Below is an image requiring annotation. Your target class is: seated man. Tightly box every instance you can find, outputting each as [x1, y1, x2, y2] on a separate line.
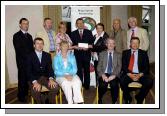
[120, 37, 153, 104]
[53, 41, 84, 104]
[27, 37, 58, 104]
[97, 37, 121, 104]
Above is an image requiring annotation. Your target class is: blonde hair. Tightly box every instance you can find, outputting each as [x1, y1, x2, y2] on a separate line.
[58, 21, 67, 29]
[60, 40, 69, 48]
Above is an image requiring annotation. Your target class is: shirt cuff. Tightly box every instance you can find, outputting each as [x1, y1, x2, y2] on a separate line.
[49, 77, 54, 80]
[32, 80, 37, 84]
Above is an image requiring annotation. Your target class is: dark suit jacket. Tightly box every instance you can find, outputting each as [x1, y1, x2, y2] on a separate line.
[92, 32, 109, 53]
[97, 50, 122, 78]
[26, 51, 54, 82]
[71, 29, 94, 61]
[121, 49, 149, 76]
[13, 30, 34, 69]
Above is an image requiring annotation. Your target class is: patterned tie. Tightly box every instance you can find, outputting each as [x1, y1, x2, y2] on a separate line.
[131, 29, 135, 38]
[79, 30, 83, 39]
[128, 51, 135, 72]
[107, 52, 112, 75]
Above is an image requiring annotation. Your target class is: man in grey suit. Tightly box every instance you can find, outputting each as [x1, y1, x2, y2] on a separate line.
[97, 37, 122, 104]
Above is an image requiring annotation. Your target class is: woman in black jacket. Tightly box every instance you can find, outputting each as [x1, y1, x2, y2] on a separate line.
[92, 23, 109, 82]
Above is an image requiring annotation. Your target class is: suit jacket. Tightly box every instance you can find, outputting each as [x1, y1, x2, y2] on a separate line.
[92, 32, 109, 53]
[121, 49, 149, 76]
[13, 30, 34, 69]
[127, 27, 149, 51]
[36, 28, 56, 52]
[53, 52, 77, 77]
[97, 50, 122, 78]
[26, 51, 54, 82]
[71, 29, 94, 61]
[109, 29, 127, 53]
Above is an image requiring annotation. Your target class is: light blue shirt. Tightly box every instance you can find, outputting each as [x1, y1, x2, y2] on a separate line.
[53, 52, 77, 77]
[131, 49, 139, 73]
[35, 50, 42, 63]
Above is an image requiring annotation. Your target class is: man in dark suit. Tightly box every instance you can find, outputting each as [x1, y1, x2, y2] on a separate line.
[27, 38, 58, 104]
[13, 18, 34, 102]
[120, 37, 153, 104]
[71, 18, 94, 90]
[97, 38, 121, 104]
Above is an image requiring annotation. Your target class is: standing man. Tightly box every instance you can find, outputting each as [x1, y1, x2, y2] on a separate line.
[109, 18, 127, 53]
[71, 18, 94, 90]
[27, 38, 58, 104]
[13, 18, 34, 102]
[127, 17, 149, 51]
[97, 38, 121, 104]
[36, 18, 56, 58]
[120, 37, 153, 104]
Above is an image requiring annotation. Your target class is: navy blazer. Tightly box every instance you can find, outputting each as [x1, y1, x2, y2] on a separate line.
[26, 51, 54, 82]
[71, 29, 94, 61]
[121, 49, 149, 76]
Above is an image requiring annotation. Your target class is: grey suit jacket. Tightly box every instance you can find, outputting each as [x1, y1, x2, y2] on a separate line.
[97, 50, 122, 78]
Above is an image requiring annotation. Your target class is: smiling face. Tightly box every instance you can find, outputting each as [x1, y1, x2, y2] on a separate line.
[44, 19, 53, 30]
[34, 40, 44, 52]
[113, 19, 121, 31]
[130, 38, 140, 50]
[106, 38, 115, 51]
[19, 20, 29, 31]
[96, 25, 104, 35]
[128, 17, 137, 29]
[76, 20, 84, 29]
[59, 24, 67, 33]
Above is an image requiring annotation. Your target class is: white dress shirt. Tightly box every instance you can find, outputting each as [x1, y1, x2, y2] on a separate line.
[131, 49, 139, 73]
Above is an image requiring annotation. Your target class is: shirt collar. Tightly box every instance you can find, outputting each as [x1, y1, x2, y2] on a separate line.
[96, 31, 104, 38]
[131, 26, 137, 31]
[107, 50, 114, 54]
[21, 29, 27, 34]
[131, 49, 138, 53]
[35, 50, 42, 55]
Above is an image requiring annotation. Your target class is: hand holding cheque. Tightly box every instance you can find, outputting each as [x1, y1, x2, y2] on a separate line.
[73, 43, 93, 51]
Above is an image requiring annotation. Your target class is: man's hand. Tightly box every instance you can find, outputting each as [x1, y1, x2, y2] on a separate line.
[88, 45, 93, 48]
[108, 75, 116, 81]
[102, 74, 108, 82]
[82, 47, 88, 51]
[33, 81, 41, 92]
[48, 79, 57, 89]
[128, 73, 138, 81]
[65, 75, 73, 81]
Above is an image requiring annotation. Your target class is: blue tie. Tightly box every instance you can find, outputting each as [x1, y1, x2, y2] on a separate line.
[107, 52, 112, 74]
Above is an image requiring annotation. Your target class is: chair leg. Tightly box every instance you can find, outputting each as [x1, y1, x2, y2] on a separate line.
[143, 99, 145, 104]
[59, 89, 62, 104]
[31, 96, 34, 104]
[119, 88, 123, 104]
[96, 87, 98, 104]
[55, 95, 58, 104]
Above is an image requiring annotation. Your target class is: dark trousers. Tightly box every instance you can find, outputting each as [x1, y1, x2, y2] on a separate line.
[76, 58, 90, 89]
[94, 60, 98, 84]
[119, 74, 153, 103]
[17, 68, 29, 101]
[30, 76, 59, 104]
[98, 74, 119, 103]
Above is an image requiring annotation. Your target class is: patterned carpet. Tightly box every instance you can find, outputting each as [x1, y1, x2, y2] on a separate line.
[5, 63, 155, 104]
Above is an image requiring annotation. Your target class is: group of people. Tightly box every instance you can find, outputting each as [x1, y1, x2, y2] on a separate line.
[13, 16, 153, 104]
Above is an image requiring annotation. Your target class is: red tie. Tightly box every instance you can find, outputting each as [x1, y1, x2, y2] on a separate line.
[131, 29, 135, 38]
[79, 30, 83, 39]
[128, 51, 135, 72]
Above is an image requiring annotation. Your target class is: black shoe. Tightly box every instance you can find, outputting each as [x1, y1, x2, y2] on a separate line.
[98, 99, 103, 104]
[125, 98, 132, 104]
[18, 97, 27, 103]
[84, 86, 89, 90]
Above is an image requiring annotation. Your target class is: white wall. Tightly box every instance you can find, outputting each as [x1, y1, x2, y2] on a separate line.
[5, 5, 43, 87]
[111, 5, 128, 30]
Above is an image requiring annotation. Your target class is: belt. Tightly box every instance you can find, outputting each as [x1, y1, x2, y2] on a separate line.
[49, 51, 55, 53]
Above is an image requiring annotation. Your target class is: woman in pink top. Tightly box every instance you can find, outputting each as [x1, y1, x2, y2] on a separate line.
[55, 21, 73, 53]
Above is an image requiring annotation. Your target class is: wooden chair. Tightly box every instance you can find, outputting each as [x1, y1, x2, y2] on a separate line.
[31, 85, 58, 104]
[119, 82, 145, 104]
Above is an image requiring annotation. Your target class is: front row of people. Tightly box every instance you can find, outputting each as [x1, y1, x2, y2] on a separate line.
[27, 37, 153, 104]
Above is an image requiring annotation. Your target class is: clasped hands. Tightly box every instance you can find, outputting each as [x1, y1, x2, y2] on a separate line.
[102, 74, 116, 82]
[127, 73, 143, 81]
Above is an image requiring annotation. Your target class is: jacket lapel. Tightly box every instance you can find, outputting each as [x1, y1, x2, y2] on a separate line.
[103, 51, 108, 71]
